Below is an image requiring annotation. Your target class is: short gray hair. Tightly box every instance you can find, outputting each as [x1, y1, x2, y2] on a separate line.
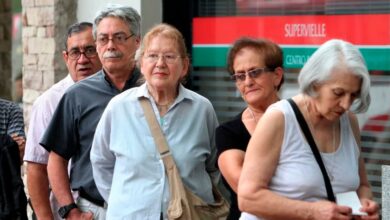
[93, 5, 141, 39]
[298, 39, 370, 113]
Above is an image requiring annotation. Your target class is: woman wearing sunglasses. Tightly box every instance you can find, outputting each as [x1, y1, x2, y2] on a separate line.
[215, 37, 284, 219]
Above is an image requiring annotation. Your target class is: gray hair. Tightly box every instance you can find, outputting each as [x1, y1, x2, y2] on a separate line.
[93, 5, 141, 39]
[298, 39, 370, 113]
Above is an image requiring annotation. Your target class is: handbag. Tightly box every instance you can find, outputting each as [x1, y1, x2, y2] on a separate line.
[0, 135, 28, 220]
[140, 98, 230, 220]
[287, 98, 336, 202]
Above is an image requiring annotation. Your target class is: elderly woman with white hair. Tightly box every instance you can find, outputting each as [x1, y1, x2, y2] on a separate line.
[238, 39, 379, 220]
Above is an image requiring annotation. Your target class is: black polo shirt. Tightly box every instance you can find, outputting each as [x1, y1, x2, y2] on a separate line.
[40, 68, 141, 204]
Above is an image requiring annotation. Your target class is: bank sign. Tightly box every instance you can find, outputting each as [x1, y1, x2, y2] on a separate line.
[193, 14, 390, 70]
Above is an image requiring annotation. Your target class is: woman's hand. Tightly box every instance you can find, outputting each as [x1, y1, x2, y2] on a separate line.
[310, 200, 353, 220]
[353, 198, 379, 220]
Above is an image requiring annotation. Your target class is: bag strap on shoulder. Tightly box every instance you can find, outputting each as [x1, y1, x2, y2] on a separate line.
[139, 97, 176, 170]
[287, 98, 336, 202]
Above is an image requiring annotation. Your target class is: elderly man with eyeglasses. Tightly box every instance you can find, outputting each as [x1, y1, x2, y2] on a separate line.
[39, 5, 142, 220]
[24, 22, 101, 220]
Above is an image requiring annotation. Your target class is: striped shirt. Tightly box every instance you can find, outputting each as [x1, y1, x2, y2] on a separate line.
[0, 98, 25, 137]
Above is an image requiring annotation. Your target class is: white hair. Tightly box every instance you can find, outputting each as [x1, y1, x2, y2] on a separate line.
[298, 39, 370, 113]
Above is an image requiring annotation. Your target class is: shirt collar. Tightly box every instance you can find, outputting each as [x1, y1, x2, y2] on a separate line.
[136, 83, 194, 105]
[65, 74, 75, 84]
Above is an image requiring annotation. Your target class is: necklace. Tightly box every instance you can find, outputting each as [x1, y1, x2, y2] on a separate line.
[304, 97, 337, 182]
[156, 101, 174, 114]
[156, 99, 174, 107]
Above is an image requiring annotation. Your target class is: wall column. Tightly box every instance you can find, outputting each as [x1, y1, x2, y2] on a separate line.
[22, 0, 77, 129]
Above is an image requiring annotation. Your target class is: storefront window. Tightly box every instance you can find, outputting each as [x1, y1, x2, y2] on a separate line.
[191, 0, 390, 207]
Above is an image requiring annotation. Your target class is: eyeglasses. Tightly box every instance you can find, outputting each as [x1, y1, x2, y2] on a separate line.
[231, 67, 271, 82]
[96, 33, 134, 46]
[67, 46, 97, 60]
[143, 53, 182, 64]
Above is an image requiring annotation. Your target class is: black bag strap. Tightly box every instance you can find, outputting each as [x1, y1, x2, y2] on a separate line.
[287, 98, 336, 202]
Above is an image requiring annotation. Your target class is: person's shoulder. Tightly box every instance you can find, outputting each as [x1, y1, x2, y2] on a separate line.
[0, 98, 15, 106]
[217, 114, 243, 133]
[270, 99, 289, 108]
[77, 71, 102, 86]
[109, 85, 142, 106]
[114, 87, 138, 100]
[265, 99, 292, 117]
[0, 98, 20, 111]
[261, 102, 286, 130]
[0, 98, 11, 104]
[64, 71, 102, 95]
[33, 77, 73, 106]
[182, 86, 212, 105]
[50, 75, 74, 91]
[219, 112, 242, 128]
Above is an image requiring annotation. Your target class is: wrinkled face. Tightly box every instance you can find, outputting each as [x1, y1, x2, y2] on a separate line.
[96, 17, 140, 74]
[313, 69, 361, 120]
[233, 47, 282, 106]
[63, 27, 102, 82]
[140, 35, 188, 90]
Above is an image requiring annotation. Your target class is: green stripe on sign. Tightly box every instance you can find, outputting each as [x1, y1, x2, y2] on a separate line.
[282, 47, 317, 69]
[193, 46, 390, 71]
[360, 48, 390, 71]
[192, 47, 229, 67]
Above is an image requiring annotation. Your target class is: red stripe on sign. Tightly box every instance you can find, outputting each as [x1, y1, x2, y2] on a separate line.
[193, 14, 390, 45]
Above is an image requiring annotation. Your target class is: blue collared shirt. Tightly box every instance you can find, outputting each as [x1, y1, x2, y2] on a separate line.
[91, 83, 220, 219]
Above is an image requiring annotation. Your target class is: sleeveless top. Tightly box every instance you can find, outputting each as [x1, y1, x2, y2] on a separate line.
[240, 99, 360, 220]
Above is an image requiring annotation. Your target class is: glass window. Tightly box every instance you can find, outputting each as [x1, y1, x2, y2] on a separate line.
[192, 0, 390, 210]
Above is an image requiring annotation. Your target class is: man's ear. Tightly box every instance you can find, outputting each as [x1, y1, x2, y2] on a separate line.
[135, 36, 141, 49]
[62, 50, 68, 63]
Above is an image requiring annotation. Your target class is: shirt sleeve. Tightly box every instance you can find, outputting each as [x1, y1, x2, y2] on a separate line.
[205, 102, 220, 185]
[39, 93, 78, 160]
[24, 98, 51, 163]
[215, 116, 249, 155]
[7, 102, 25, 137]
[90, 103, 116, 202]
